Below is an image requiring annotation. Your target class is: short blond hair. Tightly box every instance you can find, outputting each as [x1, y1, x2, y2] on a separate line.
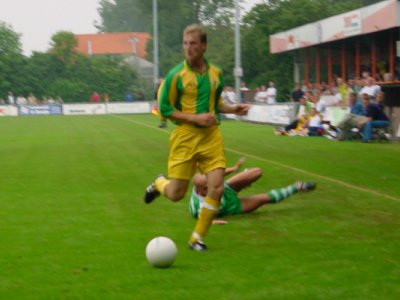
[183, 24, 207, 44]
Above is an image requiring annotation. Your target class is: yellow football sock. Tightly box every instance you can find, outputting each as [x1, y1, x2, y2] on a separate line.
[155, 177, 170, 195]
[190, 196, 220, 243]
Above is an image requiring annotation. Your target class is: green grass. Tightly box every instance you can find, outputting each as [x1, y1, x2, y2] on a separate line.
[0, 114, 399, 299]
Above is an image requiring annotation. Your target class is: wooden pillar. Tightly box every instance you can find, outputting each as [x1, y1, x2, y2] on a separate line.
[371, 35, 377, 79]
[316, 48, 321, 84]
[356, 38, 361, 78]
[304, 49, 309, 83]
[328, 48, 333, 86]
[389, 30, 395, 76]
[341, 43, 346, 80]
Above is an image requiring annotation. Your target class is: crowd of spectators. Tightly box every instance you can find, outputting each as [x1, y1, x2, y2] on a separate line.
[0, 91, 64, 106]
[275, 72, 392, 142]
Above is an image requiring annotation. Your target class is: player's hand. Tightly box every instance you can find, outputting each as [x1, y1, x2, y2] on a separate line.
[194, 112, 217, 127]
[236, 157, 246, 169]
[233, 104, 249, 116]
[212, 220, 228, 225]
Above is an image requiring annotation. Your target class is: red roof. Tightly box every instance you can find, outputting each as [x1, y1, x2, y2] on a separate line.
[75, 32, 151, 59]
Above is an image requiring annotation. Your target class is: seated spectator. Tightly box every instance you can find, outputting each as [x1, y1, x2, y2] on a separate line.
[304, 107, 323, 136]
[319, 81, 332, 95]
[383, 73, 393, 82]
[275, 96, 313, 135]
[358, 94, 390, 143]
[336, 92, 367, 141]
[315, 92, 328, 116]
[359, 77, 380, 100]
[375, 91, 385, 110]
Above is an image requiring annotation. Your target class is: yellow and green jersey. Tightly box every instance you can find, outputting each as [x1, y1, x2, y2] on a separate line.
[159, 59, 224, 124]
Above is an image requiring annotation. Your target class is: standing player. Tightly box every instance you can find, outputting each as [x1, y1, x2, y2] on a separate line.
[144, 24, 249, 251]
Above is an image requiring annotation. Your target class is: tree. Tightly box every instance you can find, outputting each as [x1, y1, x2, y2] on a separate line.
[49, 31, 79, 66]
[97, 0, 236, 77]
[0, 21, 24, 97]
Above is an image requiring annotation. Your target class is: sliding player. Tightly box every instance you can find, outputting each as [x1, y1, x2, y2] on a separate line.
[189, 158, 316, 223]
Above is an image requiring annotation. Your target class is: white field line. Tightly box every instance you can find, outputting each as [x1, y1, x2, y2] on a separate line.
[113, 115, 400, 203]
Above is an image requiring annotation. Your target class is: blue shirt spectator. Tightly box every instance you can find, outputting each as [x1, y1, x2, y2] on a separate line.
[124, 92, 134, 102]
[350, 99, 365, 116]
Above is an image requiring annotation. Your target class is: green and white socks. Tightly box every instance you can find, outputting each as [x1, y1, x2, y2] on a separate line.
[267, 184, 298, 203]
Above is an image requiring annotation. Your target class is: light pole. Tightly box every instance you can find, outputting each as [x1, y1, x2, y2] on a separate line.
[153, 0, 159, 88]
[129, 36, 138, 55]
[234, 0, 243, 103]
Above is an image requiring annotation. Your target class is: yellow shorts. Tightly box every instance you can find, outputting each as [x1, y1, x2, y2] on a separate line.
[168, 124, 226, 180]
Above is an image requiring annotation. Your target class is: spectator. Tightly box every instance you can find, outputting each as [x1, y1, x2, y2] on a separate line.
[358, 93, 390, 143]
[275, 96, 313, 135]
[240, 81, 249, 103]
[7, 91, 15, 105]
[254, 85, 267, 103]
[222, 86, 236, 104]
[315, 92, 328, 116]
[319, 81, 332, 95]
[124, 91, 133, 102]
[240, 81, 249, 92]
[336, 92, 367, 141]
[375, 91, 385, 110]
[383, 73, 393, 82]
[16, 94, 27, 105]
[27, 92, 37, 105]
[359, 77, 380, 100]
[90, 92, 101, 103]
[266, 81, 277, 104]
[291, 83, 304, 102]
[304, 107, 323, 136]
[104, 93, 110, 103]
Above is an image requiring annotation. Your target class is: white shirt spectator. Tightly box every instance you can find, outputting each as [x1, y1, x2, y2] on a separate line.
[254, 85, 268, 103]
[359, 85, 376, 98]
[7, 92, 15, 105]
[266, 86, 277, 104]
[315, 98, 327, 115]
[225, 91, 236, 104]
[16, 95, 27, 105]
[309, 114, 322, 127]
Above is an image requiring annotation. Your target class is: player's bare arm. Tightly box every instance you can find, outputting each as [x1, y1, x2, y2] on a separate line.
[168, 110, 217, 127]
[225, 157, 246, 175]
[219, 102, 249, 115]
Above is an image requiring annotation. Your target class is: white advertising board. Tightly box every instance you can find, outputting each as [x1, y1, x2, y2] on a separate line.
[63, 104, 107, 115]
[0, 105, 18, 116]
[243, 104, 295, 125]
[105, 102, 151, 114]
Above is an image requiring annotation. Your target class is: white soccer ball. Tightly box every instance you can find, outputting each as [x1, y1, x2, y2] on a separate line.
[145, 236, 178, 268]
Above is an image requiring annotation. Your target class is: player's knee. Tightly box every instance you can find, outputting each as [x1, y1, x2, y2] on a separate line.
[248, 167, 263, 179]
[168, 189, 186, 202]
[208, 183, 224, 199]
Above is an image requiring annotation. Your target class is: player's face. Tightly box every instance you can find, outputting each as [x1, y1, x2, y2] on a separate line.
[183, 32, 206, 66]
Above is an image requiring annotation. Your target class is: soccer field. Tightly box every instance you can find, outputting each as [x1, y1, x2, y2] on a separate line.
[1, 114, 399, 299]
